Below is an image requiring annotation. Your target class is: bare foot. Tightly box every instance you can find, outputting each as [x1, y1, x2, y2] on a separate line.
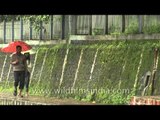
[18, 94, 23, 98]
[26, 93, 29, 97]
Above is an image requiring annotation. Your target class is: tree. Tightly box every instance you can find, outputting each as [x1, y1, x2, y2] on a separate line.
[0, 15, 51, 32]
[0, 15, 18, 22]
[20, 15, 50, 33]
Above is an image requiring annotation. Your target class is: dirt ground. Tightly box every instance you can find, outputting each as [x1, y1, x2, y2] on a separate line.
[0, 92, 97, 105]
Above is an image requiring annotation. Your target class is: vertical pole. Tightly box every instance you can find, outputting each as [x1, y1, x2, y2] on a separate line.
[39, 21, 43, 40]
[12, 19, 14, 41]
[139, 15, 143, 33]
[71, 15, 77, 35]
[3, 19, 6, 43]
[20, 17, 23, 40]
[122, 15, 125, 33]
[29, 20, 32, 40]
[75, 16, 77, 35]
[104, 15, 108, 34]
[50, 15, 53, 40]
[61, 15, 65, 39]
[89, 15, 92, 35]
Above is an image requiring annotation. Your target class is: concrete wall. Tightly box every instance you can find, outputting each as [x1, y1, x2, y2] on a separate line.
[1, 40, 160, 104]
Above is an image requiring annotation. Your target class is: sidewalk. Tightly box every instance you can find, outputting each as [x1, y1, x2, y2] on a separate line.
[0, 92, 96, 105]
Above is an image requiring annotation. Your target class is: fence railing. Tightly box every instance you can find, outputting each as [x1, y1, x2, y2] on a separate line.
[1, 15, 160, 43]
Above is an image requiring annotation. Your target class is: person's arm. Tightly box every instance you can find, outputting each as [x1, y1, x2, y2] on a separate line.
[27, 59, 32, 68]
[23, 56, 28, 71]
[11, 60, 19, 65]
[10, 54, 19, 65]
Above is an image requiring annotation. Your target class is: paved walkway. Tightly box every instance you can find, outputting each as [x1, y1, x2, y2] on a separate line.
[0, 92, 96, 105]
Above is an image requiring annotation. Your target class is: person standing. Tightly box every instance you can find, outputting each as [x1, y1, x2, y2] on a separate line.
[10, 45, 27, 97]
[24, 52, 31, 97]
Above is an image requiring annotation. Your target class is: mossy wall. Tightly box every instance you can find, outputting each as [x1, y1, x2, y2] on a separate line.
[1, 40, 160, 104]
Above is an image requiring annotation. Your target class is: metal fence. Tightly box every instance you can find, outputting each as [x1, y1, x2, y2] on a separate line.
[1, 15, 160, 43]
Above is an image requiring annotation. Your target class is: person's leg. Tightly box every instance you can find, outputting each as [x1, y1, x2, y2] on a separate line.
[18, 71, 25, 97]
[13, 71, 19, 96]
[25, 71, 30, 96]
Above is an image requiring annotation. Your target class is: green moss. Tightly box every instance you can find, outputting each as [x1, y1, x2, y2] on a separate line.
[60, 48, 81, 89]
[1, 40, 160, 103]
[30, 48, 46, 85]
[49, 48, 67, 97]
[74, 47, 97, 89]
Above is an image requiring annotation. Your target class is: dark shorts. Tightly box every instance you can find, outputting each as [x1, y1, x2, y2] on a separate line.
[14, 71, 25, 90]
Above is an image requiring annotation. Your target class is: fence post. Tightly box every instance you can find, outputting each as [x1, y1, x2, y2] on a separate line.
[74, 15, 77, 35]
[3, 19, 6, 43]
[39, 21, 42, 40]
[89, 15, 92, 35]
[12, 19, 14, 41]
[20, 17, 23, 40]
[72, 15, 77, 35]
[50, 15, 53, 40]
[70, 15, 77, 35]
[104, 15, 108, 35]
[61, 15, 65, 40]
[29, 19, 32, 40]
[68, 15, 72, 40]
[138, 15, 143, 33]
[122, 15, 125, 33]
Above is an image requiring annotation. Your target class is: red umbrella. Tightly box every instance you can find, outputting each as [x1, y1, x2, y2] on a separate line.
[1, 41, 32, 53]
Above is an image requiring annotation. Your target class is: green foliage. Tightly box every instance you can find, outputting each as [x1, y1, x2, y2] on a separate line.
[73, 87, 136, 104]
[0, 81, 15, 95]
[125, 22, 139, 34]
[143, 24, 160, 34]
[1, 40, 160, 104]
[92, 28, 104, 35]
[109, 25, 121, 35]
[0, 15, 19, 22]
[0, 15, 62, 33]
[20, 15, 50, 33]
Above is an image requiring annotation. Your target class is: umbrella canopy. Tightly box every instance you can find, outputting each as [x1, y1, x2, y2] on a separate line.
[1, 41, 32, 53]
